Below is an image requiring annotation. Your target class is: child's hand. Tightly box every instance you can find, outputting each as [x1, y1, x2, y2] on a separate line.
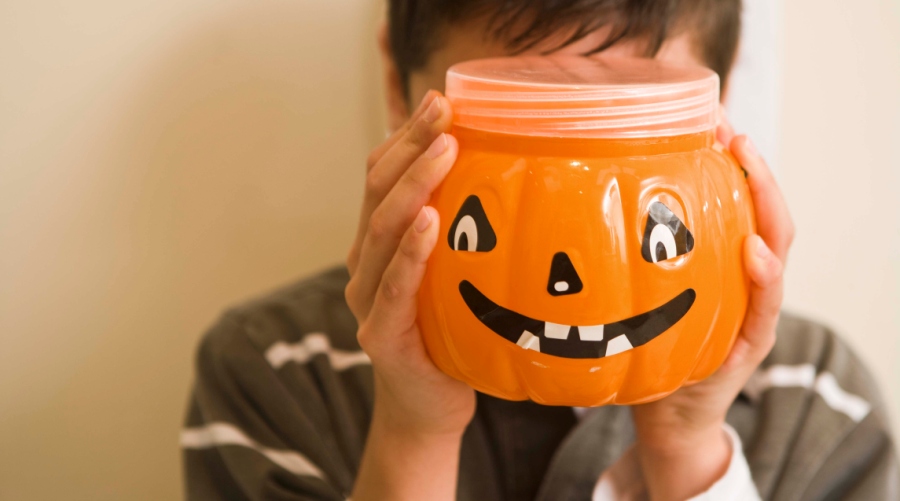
[346, 91, 475, 436]
[629, 113, 794, 501]
[346, 91, 473, 501]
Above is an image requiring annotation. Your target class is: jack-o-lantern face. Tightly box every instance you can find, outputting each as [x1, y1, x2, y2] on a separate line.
[418, 136, 755, 406]
[453, 197, 697, 360]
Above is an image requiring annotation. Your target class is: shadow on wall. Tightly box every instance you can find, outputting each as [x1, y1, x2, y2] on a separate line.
[0, 2, 383, 500]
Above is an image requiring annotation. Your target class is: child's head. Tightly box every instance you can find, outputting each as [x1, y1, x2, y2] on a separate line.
[380, 0, 741, 129]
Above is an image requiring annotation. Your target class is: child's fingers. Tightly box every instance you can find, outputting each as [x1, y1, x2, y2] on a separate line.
[717, 235, 782, 375]
[348, 94, 451, 274]
[730, 135, 795, 263]
[739, 235, 783, 359]
[366, 90, 441, 172]
[348, 134, 457, 319]
[358, 207, 439, 356]
[365, 96, 452, 205]
[716, 105, 736, 146]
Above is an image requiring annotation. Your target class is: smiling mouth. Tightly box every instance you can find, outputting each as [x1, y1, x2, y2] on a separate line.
[459, 281, 696, 359]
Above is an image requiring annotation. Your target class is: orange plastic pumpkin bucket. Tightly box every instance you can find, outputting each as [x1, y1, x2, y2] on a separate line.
[418, 56, 755, 406]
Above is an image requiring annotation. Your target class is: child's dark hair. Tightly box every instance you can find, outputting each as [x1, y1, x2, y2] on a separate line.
[388, 0, 741, 98]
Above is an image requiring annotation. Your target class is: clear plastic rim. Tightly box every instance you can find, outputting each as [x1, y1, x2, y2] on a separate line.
[446, 55, 720, 139]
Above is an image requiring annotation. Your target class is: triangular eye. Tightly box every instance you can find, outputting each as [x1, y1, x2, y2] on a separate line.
[448, 195, 496, 252]
[641, 202, 694, 263]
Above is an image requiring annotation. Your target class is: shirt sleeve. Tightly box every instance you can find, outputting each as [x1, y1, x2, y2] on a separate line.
[591, 423, 760, 501]
[739, 317, 899, 500]
[182, 310, 371, 501]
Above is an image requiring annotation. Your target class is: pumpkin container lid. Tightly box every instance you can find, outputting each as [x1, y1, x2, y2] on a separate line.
[446, 56, 719, 139]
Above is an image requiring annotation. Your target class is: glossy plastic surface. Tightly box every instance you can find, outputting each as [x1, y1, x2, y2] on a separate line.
[418, 127, 755, 406]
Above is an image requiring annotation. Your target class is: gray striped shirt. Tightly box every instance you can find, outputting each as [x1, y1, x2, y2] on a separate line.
[182, 266, 899, 500]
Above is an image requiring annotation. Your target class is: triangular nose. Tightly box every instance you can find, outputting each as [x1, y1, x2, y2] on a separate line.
[547, 252, 583, 296]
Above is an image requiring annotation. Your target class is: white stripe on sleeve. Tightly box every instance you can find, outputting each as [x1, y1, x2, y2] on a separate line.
[814, 372, 872, 423]
[181, 422, 326, 479]
[742, 363, 816, 400]
[265, 333, 370, 370]
[742, 364, 872, 422]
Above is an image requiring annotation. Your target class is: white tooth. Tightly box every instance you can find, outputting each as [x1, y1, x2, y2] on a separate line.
[605, 335, 633, 356]
[544, 322, 571, 339]
[578, 324, 604, 341]
[516, 330, 541, 352]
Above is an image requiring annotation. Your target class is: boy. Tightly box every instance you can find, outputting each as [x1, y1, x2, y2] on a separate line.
[182, 1, 898, 500]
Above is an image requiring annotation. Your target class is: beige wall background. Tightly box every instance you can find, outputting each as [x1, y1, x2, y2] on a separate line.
[1, 1, 897, 499]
